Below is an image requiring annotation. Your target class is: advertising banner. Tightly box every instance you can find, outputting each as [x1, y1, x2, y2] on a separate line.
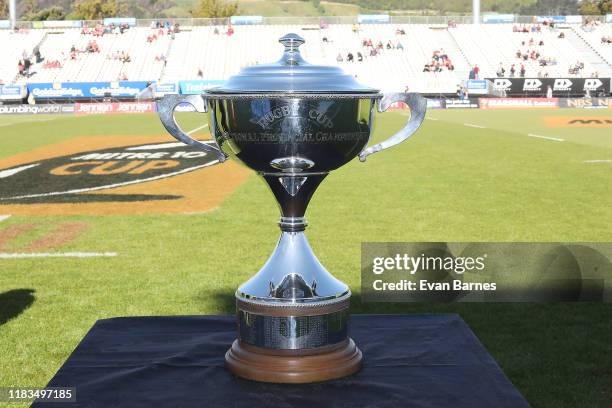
[357, 14, 390, 24]
[27, 81, 151, 99]
[103, 17, 136, 26]
[42, 20, 83, 28]
[535, 16, 566, 23]
[479, 98, 559, 109]
[0, 104, 74, 115]
[445, 99, 480, 109]
[483, 14, 514, 23]
[559, 97, 612, 109]
[229, 15, 263, 25]
[178, 80, 224, 94]
[74, 102, 156, 115]
[466, 79, 488, 95]
[488, 78, 610, 97]
[0, 20, 10, 29]
[154, 82, 178, 97]
[0, 85, 26, 101]
[426, 99, 445, 109]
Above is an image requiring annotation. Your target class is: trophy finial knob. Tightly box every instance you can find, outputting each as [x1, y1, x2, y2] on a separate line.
[279, 33, 305, 52]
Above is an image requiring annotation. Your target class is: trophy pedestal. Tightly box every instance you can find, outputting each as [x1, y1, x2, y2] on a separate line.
[225, 338, 362, 383]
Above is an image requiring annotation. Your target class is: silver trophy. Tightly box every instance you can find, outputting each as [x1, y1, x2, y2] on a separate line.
[158, 33, 426, 383]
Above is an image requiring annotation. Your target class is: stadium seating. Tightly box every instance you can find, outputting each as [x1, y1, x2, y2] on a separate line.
[4, 22, 611, 93]
[572, 23, 612, 69]
[0, 29, 46, 84]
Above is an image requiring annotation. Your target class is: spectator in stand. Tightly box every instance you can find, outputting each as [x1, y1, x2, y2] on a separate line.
[516, 49, 521, 58]
[386, 40, 393, 50]
[155, 54, 167, 66]
[538, 40, 544, 46]
[395, 27, 406, 35]
[197, 68, 203, 78]
[226, 25, 234, 36]
[558, 32, 565, 39]
[214, 27, 220, 35]
[118, 73, 128, 80]
[336, 53, 343, 62]
[396, 41, 404, 50]
[496, 63, 505, 77]
[546, 85, 553, 98]
[520, 64, 526, 77]
[468, 67, 475, 79]
[357, 51, 363, 62]
[17, 60, 25, 76]
[456, 84, 464, 99]
[509, 64, 516, 77]
[473, 64, 480, 79]
[347, 52, 354, 62]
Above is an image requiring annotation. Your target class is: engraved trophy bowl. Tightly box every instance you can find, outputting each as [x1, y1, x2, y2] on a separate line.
[158, 33, 426, 383]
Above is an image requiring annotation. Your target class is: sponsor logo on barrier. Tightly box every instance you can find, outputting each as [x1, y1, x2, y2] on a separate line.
[155, 82, 178, 96]
[178, 80, 224, 94]
[74, 102, 155, 115]
[0, 85, 25, 101]
[103, 17, 136, 26]
[559, 98, 612, 108]
[480, 98, 559, 109]
[445, 99, 479, 109]
[483, 14, 514, 23]
[523, 79, 543, 91]
[493, 78, 512, 90]
[27, 81, 151, 99]
[544, 117, 612, 127]
[488, 77, 610, 96]
[0, 104, 74, 115]
[553, 79, 573, 91]
[229, 15, 263, 25]
[357, 14, 390, 23]
[426, 99, 444, 109]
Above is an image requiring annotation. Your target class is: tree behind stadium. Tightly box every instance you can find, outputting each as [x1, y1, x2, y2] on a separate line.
[71, 0, 128, 20]
[191, 0, 237, 18]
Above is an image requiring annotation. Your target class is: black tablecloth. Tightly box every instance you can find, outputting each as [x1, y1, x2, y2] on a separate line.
[36, 315, 530, 408]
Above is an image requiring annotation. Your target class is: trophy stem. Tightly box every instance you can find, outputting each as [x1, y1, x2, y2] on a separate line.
[261, 173, 327, 232]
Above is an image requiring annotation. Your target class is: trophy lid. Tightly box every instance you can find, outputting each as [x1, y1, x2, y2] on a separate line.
[206, 33, 379, 95]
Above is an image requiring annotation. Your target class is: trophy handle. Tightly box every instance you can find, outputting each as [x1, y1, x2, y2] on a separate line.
[157, 94, 227, 163]
[358, 93, 427, 162]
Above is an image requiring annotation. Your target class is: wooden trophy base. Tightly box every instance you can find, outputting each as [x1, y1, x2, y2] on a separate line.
[225, 338, 362, 383]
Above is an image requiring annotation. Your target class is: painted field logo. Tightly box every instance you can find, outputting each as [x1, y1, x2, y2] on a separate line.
[545, 117, 612, 127]
[0, 141, 219, 203]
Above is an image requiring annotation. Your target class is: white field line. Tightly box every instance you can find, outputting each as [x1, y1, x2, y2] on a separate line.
[187, 123, 209, 135]
[464, 123, 486, 129]
[0, 252, 118, 259]
[0, 215, 11, 222]
[584, 160, 612, 163]
[527, 133, 564, 142]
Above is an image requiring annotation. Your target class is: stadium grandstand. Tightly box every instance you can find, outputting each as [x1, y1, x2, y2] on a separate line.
[0, 14, 611, 98]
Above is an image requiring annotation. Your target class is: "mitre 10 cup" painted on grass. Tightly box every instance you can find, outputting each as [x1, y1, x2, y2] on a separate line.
[0, 142, 219, 203]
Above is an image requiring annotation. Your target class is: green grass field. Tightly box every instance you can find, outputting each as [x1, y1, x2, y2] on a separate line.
[1, 108, 611, 407]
